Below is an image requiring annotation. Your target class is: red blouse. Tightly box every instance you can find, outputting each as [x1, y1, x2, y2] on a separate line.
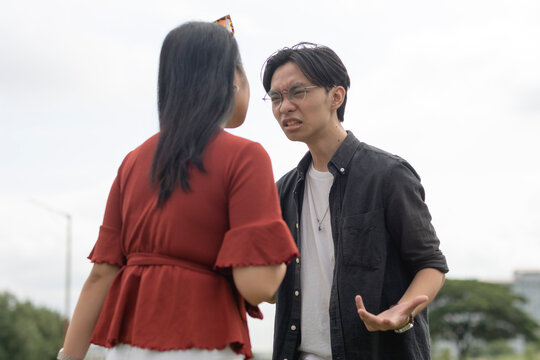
[88, 130, 298, 359]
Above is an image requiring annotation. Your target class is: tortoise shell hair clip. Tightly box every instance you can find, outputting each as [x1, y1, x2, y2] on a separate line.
[214, 14, 234, 35]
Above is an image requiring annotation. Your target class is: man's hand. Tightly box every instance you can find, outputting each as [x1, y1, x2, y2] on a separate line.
[355, 295, 428, 332]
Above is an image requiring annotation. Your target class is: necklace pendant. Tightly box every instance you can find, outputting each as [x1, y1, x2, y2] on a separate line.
[318, 225, 323, 231]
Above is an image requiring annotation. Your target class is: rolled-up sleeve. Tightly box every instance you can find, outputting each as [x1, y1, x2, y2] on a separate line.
[384, 160, 448, 275]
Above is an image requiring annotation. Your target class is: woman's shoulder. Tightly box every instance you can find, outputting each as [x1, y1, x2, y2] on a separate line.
[218, 130, 256, 146]
[116, 133, 159, 176]
[133, 133, 160, 154]
[205, 131, 273, 180]
[121, 133, 160, 158]
[214, 130, 269, 158]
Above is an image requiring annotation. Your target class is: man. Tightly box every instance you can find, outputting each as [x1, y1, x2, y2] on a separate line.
[262, 43, 449, 360]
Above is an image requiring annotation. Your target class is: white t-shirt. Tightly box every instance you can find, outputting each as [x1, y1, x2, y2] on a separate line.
[297, 164, 335, 360]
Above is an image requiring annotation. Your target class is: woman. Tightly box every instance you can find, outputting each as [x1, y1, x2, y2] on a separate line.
[58, 19, 298, 360]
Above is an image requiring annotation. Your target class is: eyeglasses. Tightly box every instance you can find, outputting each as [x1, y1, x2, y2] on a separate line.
[214, 15, 234, 35]
[263, 85, 318, 108]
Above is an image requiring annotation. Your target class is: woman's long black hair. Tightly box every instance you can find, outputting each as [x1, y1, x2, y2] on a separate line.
[151, 21, 240, 207]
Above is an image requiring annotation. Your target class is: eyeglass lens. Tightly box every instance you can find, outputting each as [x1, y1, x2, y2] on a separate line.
[267, 85, 312, 107]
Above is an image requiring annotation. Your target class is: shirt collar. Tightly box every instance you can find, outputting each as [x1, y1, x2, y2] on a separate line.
[328, 130, 361, 176]
[296, 130, 361, 179]
[296, 151, 312, 181]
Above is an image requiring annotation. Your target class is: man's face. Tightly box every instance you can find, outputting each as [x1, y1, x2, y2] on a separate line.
[269, 62, 336, 144]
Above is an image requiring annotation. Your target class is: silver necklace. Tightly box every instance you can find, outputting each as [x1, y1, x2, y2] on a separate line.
[307, 175, 330, 231]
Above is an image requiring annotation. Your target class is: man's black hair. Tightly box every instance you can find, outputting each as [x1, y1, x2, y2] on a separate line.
[262, 42, 351, 122]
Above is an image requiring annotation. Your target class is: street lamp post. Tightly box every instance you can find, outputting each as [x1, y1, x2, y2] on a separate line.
[32, 201, 72, 336]
[64, 213, 72, 330]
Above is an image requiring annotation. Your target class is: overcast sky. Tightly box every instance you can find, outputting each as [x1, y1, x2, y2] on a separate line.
[1, 0, 539, 353]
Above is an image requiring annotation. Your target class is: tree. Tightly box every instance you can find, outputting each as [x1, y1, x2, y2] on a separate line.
[0, 291, 64, 360]
[429, 279, 539, 360]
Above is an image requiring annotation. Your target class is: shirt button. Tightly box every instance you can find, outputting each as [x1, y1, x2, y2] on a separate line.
[296, 258, 300, 264]
[340, 167, 345, 174]
[291, 325, 297, 331]
[295, 290, 300, 296]
[295, 222, 299, 229]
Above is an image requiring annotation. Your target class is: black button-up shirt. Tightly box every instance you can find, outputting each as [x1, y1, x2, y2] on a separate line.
[273, 132, 449, 360]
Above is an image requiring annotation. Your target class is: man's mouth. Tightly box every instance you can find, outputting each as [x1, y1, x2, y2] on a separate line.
[282, 118, 302, 128]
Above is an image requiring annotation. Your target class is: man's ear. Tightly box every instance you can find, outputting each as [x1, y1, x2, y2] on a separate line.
[330, 86, 346, 110]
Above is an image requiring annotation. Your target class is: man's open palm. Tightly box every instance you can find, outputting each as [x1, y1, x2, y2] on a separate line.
[355, 295, 429, 332]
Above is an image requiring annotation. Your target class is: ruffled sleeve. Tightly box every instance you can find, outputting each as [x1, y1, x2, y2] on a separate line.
[88, 172, 125, 267]
[214, 141, 298, 271]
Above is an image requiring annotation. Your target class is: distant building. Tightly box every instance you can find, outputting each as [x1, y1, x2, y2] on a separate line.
[512, 270, 540, 324]
[507, 270, 540, 354]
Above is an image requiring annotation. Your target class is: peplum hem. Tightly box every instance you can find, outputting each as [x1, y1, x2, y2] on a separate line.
[91, 338, 249, 356]
[90, 264, 255, 359]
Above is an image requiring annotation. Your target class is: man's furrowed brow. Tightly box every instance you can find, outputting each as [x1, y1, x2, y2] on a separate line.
[269, 82, 309, 93]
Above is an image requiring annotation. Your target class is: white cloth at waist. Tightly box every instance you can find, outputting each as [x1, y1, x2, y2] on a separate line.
[106, 344, 244, 360]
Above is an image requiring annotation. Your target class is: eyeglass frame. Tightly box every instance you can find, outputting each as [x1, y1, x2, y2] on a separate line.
[263, 84, 319, 108]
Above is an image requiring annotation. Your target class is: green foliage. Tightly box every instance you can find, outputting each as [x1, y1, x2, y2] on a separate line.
[0, 291, 64, 360]
[433, 348, 452, 360]
[485, 339, 515, 357]
[429, 279, 539, 360]
[525, 341, 540, 360]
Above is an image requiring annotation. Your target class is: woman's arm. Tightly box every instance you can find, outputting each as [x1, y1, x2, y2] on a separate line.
[60, 263, 120, 359]
[232, 263, 287, 306]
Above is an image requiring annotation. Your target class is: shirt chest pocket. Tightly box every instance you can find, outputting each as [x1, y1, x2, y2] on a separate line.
[340, 209, 386, 268]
